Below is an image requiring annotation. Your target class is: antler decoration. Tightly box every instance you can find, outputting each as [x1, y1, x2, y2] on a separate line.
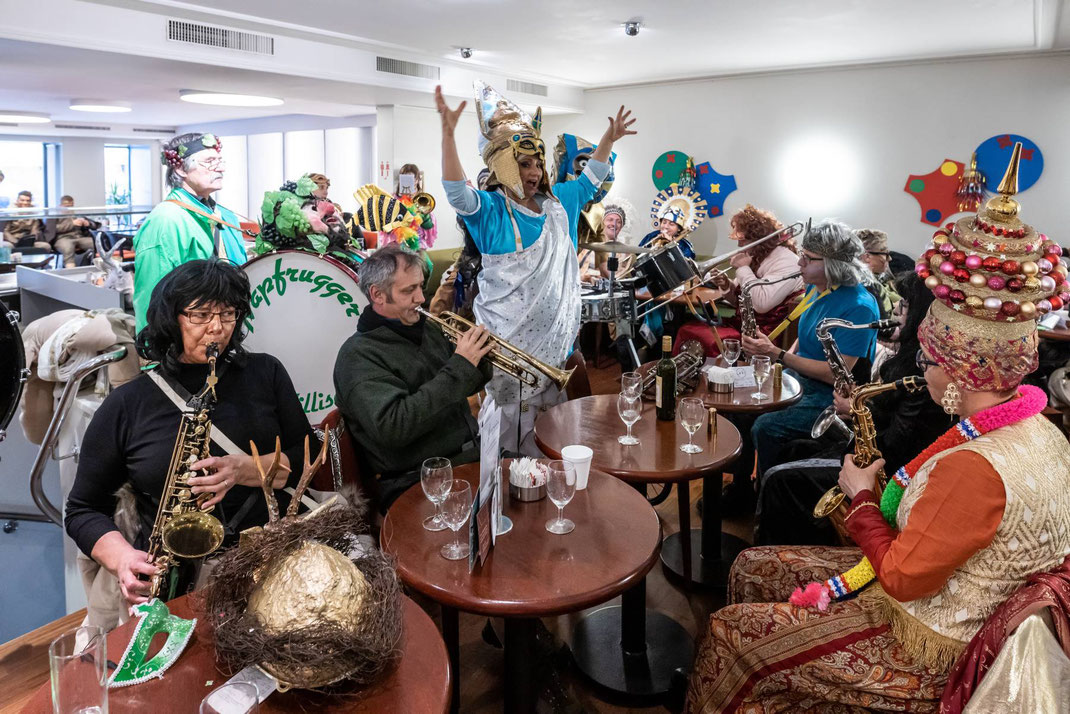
[250, 437, 285, 523]
[286, 435, 329, 518]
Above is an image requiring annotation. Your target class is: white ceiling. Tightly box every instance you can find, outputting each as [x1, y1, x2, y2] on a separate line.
[145, 0, 1068, 86]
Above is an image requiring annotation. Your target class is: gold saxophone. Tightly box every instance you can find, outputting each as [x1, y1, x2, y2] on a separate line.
[415, 307, 574, 391]
[739, 272, 802, 339]
[813, 376, 927, 544]
[146, 343, 225, 599]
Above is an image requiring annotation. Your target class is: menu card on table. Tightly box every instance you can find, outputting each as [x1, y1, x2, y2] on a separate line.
[470, 404, 502, 571]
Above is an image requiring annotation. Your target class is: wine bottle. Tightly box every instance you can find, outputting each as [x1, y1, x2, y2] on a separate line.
[655, 335, 677, 421]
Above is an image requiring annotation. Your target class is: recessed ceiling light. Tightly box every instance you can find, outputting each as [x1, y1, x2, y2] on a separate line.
[0, 111, 51, 124]
[70, 99, 132, 113]
[179, 90, 284, 107]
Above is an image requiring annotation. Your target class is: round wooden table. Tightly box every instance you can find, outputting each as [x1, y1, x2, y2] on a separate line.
[1039, 326, 1070, 342]
[533, 394, 741, 698]
[381, 462, 661, 713]
[20, 594, 450, 714]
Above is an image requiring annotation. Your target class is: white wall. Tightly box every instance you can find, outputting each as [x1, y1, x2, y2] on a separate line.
[542, 54, 1070, 259]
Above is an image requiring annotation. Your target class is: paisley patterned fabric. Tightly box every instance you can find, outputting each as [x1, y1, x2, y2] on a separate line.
[687, 546, 948, 713]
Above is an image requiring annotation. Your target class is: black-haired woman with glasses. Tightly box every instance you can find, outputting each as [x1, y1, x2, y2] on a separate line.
[66, 259, 314, 613]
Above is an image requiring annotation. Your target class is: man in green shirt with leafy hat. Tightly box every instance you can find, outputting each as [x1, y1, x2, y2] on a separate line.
[132, 132, 249, 332]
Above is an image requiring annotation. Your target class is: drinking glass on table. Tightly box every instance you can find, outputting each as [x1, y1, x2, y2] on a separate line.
[722, 338, 741, 367]
[617, 392, 641, 445]
[621, 371, 642, 400]
[50, 626, 107, 714]
[752, 355, 772, 400]
[545, 460, 577, 534]
[421, 456, 453, 532]
[200, 682, 260, 714]
[678, 397, 705, 453]
[440, 480, 473, 560]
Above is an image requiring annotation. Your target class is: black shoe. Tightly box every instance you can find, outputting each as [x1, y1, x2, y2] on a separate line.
[721, 482, 757, 518]
[481, 619, 503, 649]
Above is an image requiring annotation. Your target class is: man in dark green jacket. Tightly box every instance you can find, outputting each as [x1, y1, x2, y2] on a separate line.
[334, 244, 493, 511]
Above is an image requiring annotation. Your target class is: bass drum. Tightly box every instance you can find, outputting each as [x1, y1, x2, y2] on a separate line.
[242, 250, 369, 425]
[0, 298, 28, 441]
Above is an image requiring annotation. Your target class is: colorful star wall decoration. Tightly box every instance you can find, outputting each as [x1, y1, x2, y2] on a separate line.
[904, 159, 965, 226]
[975, 134, 1043, 192]
[694, 162, 737, 218]
[651, 150, 692, 191]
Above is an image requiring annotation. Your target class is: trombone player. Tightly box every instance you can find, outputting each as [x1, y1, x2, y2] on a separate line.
[334, 244, 493, 513]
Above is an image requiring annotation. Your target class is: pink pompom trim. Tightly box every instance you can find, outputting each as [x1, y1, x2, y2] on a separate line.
[789, 582, 830, 611]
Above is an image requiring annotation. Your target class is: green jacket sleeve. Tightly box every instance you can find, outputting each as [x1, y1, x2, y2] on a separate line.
[337, 349, 486, 451]
[132, 215, 186, 333]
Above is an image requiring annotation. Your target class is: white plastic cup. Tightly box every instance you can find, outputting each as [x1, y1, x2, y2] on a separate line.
[561, 445, 594, 490]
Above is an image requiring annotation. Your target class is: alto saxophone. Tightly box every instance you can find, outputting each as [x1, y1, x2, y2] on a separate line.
[739, 272, 802, 339]
[146, 343, 225, 600]
[813, 376, 927, 544]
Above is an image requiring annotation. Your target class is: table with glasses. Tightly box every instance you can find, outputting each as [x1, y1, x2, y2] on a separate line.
[381, 460, 661, 713]
[533, 394, 742, 697]
[17, 593, 451, 714]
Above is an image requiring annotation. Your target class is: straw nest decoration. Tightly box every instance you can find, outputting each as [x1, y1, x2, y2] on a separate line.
[196, 503, 403, 692]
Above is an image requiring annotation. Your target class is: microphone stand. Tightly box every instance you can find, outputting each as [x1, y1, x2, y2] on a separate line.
[607, 250, 641, 372]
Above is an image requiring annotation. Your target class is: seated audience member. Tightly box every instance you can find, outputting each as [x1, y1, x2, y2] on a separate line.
[48, 195, 101, 267]
[756, 272, 954, 545]
[741, 220, 879, 480]
[334, 244, 492, 511]
[686, 206, 1070, 712]
[858, 228, 902, 338]
[2, 190, 49, 251]
[65, 259, 314, 615]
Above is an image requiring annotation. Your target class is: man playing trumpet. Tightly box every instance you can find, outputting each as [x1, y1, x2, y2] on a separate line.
[334, 244, 493, 512]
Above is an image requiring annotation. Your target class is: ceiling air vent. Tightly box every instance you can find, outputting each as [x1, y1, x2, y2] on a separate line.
[54, 123, 113, 131]
[376, 56, 440, 80]
[133, 127, 178, 135]
[167, 19, 274, 55]
[507, 79, 548, 97]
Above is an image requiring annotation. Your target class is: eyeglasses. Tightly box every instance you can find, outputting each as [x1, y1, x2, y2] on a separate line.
[867, 251, 891, 258]
[196, 157, 226, 171]
[799, 253, 825, 265]
[915, 349, 939, 371]
[183, 309, 238, 325]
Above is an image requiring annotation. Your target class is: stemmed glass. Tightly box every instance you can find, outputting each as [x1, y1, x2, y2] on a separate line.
[621, 372, 642, 399]
[440, 481, 473, 560]
[201, 682, 260, 714]
[421, 457, 453, 532]
[752, 355, 772, 401]
[545, 460, 577, 534]
[722, 338, 741, 367]
[679, 397, 705, 453]
[617, 393, 642, 445]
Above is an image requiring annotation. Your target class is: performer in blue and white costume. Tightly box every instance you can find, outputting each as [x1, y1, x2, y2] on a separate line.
[436, 81, 636, 454]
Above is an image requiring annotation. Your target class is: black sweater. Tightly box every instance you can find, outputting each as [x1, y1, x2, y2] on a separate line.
[65, 352, 314, 557]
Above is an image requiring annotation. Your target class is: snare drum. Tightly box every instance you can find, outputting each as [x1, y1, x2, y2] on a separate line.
[243, 250, 369, 424]
[634, 242, 699, 297]
[0, 298, 28, 441]
[580, 291, 635, 323]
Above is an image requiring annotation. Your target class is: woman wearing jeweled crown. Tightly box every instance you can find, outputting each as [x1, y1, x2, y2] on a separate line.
[685, 146, 1070, 713]
[435, 81, 636, 454]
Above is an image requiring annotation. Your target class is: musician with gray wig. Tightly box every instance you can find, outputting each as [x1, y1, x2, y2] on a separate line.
[740, 220, 879, 485]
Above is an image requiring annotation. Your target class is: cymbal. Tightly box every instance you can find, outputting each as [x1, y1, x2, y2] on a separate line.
[577, 241, 652, 255]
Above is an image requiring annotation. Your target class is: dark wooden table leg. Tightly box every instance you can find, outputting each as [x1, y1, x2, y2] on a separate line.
[504, 617, 537, 714]
[662, 471, 749, 588]
[441, 604, 460, 714]
[676, 479, 693, 584]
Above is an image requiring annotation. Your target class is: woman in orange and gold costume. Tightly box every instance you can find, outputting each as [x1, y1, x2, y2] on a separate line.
[686, 147, 1070, 712]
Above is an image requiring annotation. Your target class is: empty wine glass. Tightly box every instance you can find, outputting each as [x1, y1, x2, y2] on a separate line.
[617, 392, 641, 445]
[421, 457, 453, 532]
[621, 371, 642, 399]
[678, 397, 705, 453]
[440, 480, 473, 560]
[722, 338, 741, 367]
[545, 460, 576, 534]
[752, 355, 772, 400]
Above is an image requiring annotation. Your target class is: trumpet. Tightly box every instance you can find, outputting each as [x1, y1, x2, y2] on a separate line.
[416, 307, 574, 391]
[412, 191, 435, 214]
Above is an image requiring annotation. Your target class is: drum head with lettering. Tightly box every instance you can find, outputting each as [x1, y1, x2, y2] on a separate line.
[243, 251, 369, 424]
[0, 300, 27, 439]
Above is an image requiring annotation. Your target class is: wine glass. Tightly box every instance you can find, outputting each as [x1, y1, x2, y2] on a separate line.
[678, 397, 705, 453]
[722, 338, 741, 367]
[617, 392, 641, 445]
[752, 355, 772, 400]
[440, 481, 473, 560]
[621, 371, 642, 400]
[545, 460, 577, 534]
[421, 457, 453, 532]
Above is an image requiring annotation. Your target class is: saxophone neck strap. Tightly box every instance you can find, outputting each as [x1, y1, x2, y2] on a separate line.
[767, 287, 832, 341]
